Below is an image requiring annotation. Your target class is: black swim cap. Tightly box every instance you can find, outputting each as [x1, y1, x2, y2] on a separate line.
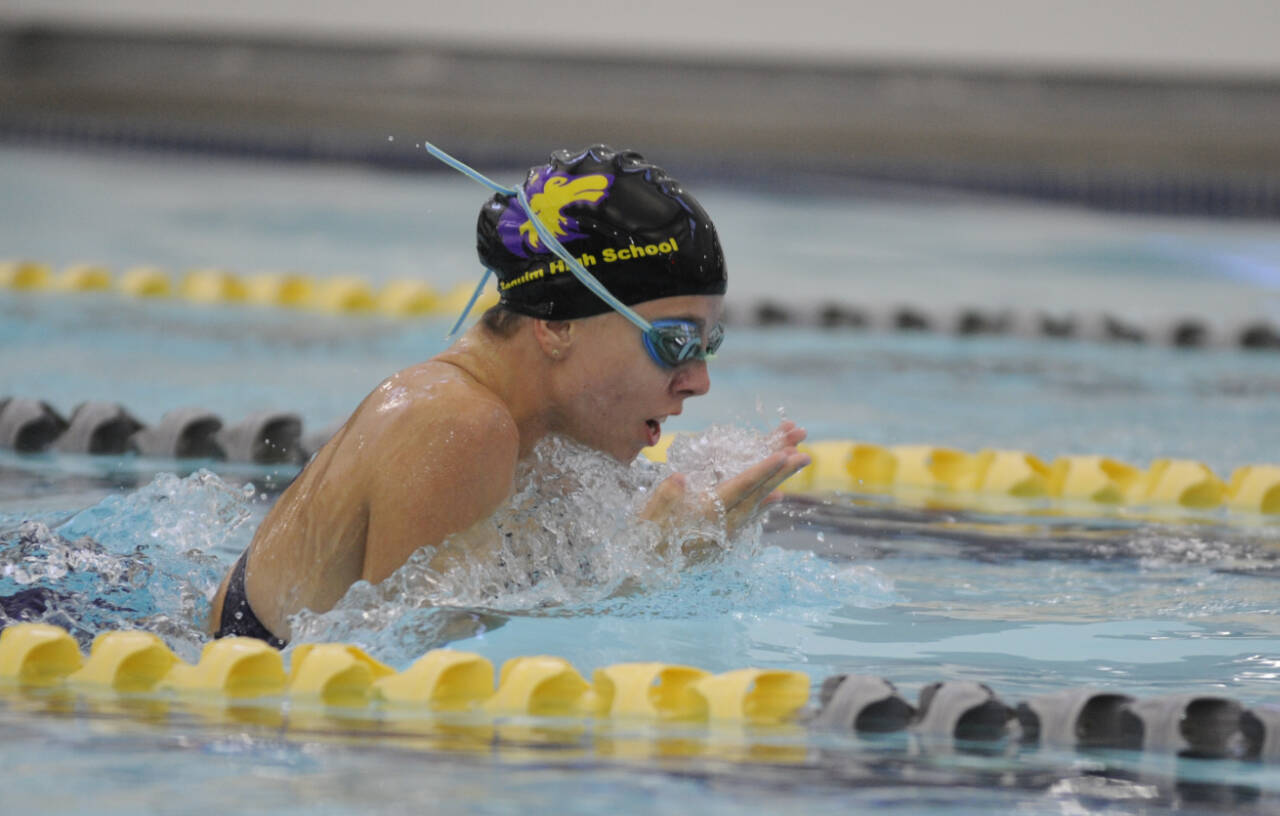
[476, 145, 726, 320]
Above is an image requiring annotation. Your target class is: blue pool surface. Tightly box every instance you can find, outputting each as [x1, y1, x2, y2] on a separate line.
[3, 144, 1280, 814]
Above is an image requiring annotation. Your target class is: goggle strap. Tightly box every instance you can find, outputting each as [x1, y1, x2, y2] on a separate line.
[445, 267, 493, 339]
[423, 143, 513, 196]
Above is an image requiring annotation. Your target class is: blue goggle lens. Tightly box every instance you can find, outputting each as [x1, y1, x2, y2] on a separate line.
[643, 320, 724, 368]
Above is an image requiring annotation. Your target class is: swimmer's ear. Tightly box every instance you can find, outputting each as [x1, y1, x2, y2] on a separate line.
[532, 319, 573, 362]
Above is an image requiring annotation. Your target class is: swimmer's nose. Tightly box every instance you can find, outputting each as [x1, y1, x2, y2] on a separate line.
[672, 359, 711, 398]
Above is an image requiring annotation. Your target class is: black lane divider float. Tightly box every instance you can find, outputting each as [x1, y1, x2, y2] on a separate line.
[814, 675, 1280, 762]
[4, 260, 1280, 351]
[729, 299, 1280, 350]
[0, 398, 318, 464]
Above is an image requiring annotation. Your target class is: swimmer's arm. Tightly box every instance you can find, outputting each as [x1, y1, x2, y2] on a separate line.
[362, 401, 518, 585]
[640, 421, 810, 562]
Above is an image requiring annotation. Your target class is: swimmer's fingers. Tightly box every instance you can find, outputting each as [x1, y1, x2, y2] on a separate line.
[714, 451, 790, 513]
[721, 450, 810, 533]
[717, 448, 809, 515]
[769, 450, 811, 495]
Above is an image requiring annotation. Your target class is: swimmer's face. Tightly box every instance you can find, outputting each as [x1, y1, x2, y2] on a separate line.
[553, 294, 722, 462]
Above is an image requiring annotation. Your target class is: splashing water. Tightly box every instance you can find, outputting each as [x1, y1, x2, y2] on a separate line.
[666, 422, 777, 493]
[0, 470, 255, 661]
[289, 429, 893, 660]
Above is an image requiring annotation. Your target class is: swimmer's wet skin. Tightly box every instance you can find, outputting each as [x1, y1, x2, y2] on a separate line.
[210, 144, 809, 647]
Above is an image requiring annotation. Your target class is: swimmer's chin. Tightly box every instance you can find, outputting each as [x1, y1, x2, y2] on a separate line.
[612, 440, 650, 464]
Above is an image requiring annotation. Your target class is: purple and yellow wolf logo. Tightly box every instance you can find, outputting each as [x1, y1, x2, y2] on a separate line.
[498, 168, 613, 258]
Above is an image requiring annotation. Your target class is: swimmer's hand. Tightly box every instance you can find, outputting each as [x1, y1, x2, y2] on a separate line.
[641, 421, 810, 560]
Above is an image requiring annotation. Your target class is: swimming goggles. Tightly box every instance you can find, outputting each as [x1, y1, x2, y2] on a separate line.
[644, 318, 724, 368]
[424, 142, 722, 369]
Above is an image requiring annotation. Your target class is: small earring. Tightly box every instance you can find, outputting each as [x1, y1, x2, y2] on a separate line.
[551, 350, 560, 358]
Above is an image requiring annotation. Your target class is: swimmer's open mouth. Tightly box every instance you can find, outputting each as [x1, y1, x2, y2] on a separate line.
[645, 418, 662, 446]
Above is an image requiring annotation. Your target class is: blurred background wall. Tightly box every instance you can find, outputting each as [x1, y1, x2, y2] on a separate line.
[3, 1, 1279, 213]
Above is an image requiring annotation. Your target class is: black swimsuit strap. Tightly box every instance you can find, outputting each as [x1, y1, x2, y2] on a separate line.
[215, 550, 287, 649]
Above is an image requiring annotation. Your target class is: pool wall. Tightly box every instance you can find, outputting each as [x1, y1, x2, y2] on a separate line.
[2, 16, 1280, 217]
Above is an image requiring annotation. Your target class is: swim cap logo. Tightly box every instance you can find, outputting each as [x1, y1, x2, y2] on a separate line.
[498, 169, 613, 258]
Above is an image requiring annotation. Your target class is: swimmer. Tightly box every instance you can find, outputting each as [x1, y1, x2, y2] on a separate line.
[209, 144, 810, 647]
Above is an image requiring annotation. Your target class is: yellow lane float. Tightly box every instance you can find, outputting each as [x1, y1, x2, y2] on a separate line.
[373, 649, 494, 709]
[0, 624, 812, 725]
[288, 643, 395, 707]
[1131, 459, 1227, 509]
[593, 662, 710, 720]
[1229, 465, 1280, 515]
[691, 669, 810, 724]
[884, 445, 973, 490]
[56, 263, 113, 291]
[965, 449, 1051, 497]
[157, 637, 286, 698]
[486, 655, 594, 717]
[118, 265, 172, 297]
[648, 435, 1280, 516]
[68, 630, 178, 693]
[245, 272, 315, 307]
[376, 279, 441, 317]
[798, 440, 857, 492]
[180, 268, 248, 304]
[0, 260, 53, 290]
[1047, 455, 1141, 503]
[0, 623, 83, 686]
[308, 275, 376, 313]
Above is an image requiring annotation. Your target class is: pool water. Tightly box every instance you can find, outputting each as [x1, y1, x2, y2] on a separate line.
[3, 144, 1280, 814]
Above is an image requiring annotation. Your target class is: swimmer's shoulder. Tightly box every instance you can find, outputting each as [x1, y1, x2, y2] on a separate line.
[351, 361, 520, 520]
[355, 361, 519, 459]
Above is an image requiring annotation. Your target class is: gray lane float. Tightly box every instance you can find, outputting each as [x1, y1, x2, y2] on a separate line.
[1242, 705, 1280, 761]
[53, 401, 144, 455]
[216, 410, 303, 465]
[0, 398, 69, 453]
[1126, 694, 1248, 758]
[812, 674, 1280, 763]
[0, 396, 342, 465]
[811, 674, 916, 733]
[0, 396, 338, 466]
[1015, 688, 1139, 751]
[913, 680, 1014, 741]
[1241, 322, 1280, 349]
[130, 407, 226, 460]
[727, 299, 1280, 351]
